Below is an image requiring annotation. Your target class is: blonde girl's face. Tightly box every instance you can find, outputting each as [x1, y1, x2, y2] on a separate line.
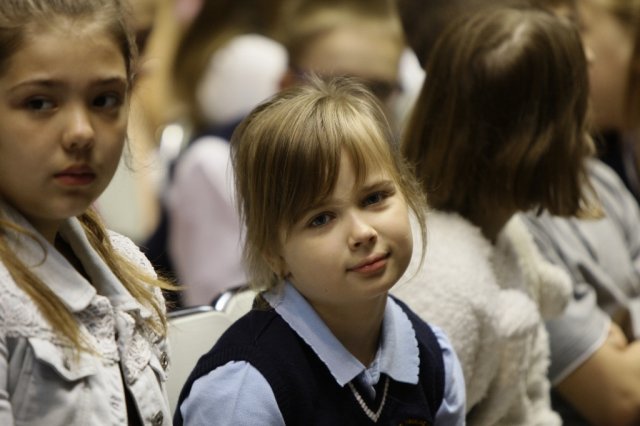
[578, 0, 635, 131]
[0, 21, 128, 242]
[277, 152, 412, 315]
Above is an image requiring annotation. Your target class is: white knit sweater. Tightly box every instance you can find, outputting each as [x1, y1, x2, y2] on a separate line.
[392, 211, 570, 425]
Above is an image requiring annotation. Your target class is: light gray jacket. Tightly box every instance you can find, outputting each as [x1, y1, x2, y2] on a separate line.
[0, 209, 170, 426]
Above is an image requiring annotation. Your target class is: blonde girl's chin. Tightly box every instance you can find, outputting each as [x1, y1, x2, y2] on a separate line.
[363, 276, 397, 299]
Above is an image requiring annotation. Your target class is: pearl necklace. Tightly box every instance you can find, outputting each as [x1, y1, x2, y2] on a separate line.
[347, 376, 390, 423]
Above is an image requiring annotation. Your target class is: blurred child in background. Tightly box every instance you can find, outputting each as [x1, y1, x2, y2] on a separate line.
[578, 0, 640, 203]
[394, 5, 595, 424]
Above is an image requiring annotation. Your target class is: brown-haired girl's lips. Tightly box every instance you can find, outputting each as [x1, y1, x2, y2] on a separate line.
[54, 164, 96, 186]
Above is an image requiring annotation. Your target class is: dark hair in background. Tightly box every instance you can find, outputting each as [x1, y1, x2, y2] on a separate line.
[395, 0, 575, 68]
[403, 5, 595, 218]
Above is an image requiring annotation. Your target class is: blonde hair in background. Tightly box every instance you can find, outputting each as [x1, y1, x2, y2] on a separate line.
[231, 76, 427, 291]
[0, 0, 171, 353]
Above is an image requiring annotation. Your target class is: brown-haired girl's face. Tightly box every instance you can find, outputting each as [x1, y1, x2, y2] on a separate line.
[579, 0, 634, 130]
[276, 151, 412, 312]
[0, 21, 128, 241]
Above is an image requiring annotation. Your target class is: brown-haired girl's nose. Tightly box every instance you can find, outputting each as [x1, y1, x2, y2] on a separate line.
[62, 106, 95, 152]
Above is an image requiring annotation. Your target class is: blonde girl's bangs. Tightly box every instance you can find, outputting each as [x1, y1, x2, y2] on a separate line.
[341, 114, 401, 185]
[296, 99, 404, 221]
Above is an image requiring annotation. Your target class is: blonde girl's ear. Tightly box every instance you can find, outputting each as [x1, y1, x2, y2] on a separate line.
[264, 251, 290, 280]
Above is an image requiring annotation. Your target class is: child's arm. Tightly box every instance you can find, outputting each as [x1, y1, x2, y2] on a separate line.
[555, 322, 640, 426]
[179, 361, 285, 426]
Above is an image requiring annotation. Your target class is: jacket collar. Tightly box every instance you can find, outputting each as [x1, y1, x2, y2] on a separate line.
[2, 202, 146, 317]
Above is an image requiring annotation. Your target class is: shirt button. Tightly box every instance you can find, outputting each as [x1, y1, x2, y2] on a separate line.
[152, 411, 164, 425]
[160, 352, 169, 370]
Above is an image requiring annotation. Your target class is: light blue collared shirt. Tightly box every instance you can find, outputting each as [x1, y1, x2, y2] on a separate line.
[181, 283, 465, 425]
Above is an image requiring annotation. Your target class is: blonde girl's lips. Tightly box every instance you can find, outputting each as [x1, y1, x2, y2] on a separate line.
[348, 253, 390, 275]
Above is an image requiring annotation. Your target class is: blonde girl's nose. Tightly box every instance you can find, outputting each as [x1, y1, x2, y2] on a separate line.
[347, 213, 378, 249]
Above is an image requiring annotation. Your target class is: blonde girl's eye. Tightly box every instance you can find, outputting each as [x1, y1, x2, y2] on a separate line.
[308, 212, 334, 228]
[363, 191, 384, 207]
[362, 189, 394, 207]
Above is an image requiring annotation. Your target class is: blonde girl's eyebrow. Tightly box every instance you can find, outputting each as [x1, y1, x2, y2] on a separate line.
[297, 199, 333, 223]
[359, 179, 396, 195]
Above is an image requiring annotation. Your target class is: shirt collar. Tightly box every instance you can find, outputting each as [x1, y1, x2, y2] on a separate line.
[263, 282, 420, 387]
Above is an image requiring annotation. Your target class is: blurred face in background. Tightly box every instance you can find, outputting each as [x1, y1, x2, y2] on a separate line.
[578, 0, 635, 131]
[286, 21, 404, 120]
[128, 0, 157, 55]
[296, 24, 402, 102]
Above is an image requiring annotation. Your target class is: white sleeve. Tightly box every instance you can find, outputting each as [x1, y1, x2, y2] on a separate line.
[167, 139, 247, 306]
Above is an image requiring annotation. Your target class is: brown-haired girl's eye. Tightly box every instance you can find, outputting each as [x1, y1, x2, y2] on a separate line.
[26, 97, 55, 111]
[93, 93, 122, 109]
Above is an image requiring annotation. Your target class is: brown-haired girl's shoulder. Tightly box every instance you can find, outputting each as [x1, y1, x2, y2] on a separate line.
[107, 231, 170, 315]
[0, 259, 59, 342]
[108, 231, 157, 279]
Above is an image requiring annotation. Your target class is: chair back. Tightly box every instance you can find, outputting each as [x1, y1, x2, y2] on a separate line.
[166, 306, 233, 414]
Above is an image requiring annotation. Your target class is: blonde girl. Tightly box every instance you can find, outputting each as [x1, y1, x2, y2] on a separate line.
[175, 76, 466, 425]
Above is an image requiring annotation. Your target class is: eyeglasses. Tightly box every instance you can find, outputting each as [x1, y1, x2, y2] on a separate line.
[135, 26, 153, 55]
[292, 67, 403, 102]
[364, 79, 403, 102]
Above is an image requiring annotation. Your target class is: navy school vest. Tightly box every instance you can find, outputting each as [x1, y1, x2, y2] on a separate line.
[174, 296, 445, 425]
